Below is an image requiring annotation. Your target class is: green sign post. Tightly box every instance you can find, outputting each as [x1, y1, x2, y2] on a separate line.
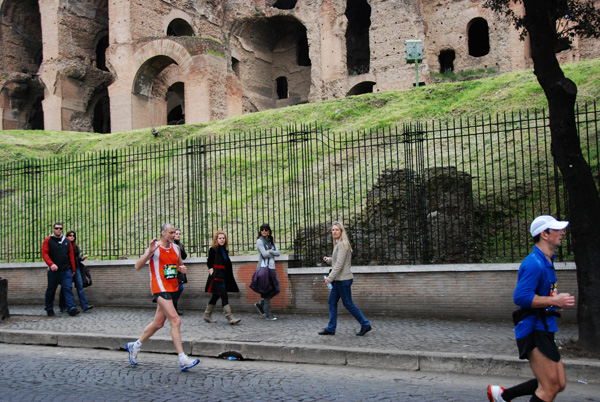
[405, 40, 423, 87]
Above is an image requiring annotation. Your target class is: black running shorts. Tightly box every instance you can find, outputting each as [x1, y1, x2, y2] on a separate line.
[152, 291, 175, 303]
[517, 330, 561, 362]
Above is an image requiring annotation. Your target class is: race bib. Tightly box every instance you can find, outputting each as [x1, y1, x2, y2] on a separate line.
[163, 264, 178, 280]
[550, 282, 558, 297]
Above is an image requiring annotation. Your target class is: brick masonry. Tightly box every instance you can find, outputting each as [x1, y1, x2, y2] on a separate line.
[3, 0, 599, 132]
[0, 258, 577, 322]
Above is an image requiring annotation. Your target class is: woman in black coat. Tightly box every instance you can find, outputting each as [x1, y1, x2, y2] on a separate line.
[204, 231, 241, 324]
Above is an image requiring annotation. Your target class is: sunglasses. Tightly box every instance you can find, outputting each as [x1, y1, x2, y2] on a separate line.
[54, 227, 63, 230]
[67, 234, 75, 237]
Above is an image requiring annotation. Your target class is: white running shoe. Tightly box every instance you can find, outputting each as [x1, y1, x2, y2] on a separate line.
[487, 385, 508, 402]
[126, 342, 140, 366]
[179, 355, 200, 371]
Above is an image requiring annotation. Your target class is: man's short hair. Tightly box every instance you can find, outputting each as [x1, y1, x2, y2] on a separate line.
[161, 223, 174, 233]
[532, 228, 550, 244]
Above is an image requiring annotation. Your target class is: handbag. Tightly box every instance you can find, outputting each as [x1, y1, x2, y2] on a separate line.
[249, 268, 261, 293]
[80, 262, 92, 288]
[250, 266, 268, 294]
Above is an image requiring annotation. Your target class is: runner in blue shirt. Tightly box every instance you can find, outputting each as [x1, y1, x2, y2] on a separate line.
[488, 215, 575, 402]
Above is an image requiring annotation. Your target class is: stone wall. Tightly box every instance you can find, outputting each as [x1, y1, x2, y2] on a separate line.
[1, 0, 599, 132]
[0, 259, 578, 322]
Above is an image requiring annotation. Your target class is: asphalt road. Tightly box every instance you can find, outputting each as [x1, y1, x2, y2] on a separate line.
[0, 344, 598, 402]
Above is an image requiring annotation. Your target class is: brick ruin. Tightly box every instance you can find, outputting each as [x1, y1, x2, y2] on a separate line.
[1, 0, 599, 133]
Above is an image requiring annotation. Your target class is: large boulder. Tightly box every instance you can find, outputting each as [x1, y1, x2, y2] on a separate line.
[295, 167, 480, 266]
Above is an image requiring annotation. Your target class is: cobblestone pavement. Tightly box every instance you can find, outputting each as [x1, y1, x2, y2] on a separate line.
[2, 305, 598, 386]
[1, 344, 598, 402]
[0, 305, 580, 356]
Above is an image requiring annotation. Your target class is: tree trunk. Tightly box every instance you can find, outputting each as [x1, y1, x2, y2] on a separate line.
[523, 0, 600, 353]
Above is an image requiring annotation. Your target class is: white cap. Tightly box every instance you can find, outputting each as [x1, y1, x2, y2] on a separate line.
[530, 215, 569, 237]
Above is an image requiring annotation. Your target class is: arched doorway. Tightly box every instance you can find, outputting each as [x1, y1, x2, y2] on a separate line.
[439, 49, 456, 73]
[347, 81, 375, 96]
[166, 82, 185, 125]
[231, 15, 312, 111]
[0, 0, 44, 129]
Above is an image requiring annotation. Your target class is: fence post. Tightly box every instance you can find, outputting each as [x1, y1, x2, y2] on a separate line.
[402, 122, 427, 263]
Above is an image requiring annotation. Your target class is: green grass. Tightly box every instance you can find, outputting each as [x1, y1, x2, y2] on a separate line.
[1, 58, 599, 262]
[2, 57, 600, 163]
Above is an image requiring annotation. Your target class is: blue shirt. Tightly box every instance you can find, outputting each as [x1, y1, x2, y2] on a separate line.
[513, 246, 559, 339]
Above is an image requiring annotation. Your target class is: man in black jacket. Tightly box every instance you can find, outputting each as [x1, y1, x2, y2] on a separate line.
[172, 228, 187, 314]
[41, 222, 79, 316]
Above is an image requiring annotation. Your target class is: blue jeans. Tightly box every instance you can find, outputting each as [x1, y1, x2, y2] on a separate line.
[60, 268, 89, 311]
[46, 270, 77, 313]
[325, 279, 370, 333]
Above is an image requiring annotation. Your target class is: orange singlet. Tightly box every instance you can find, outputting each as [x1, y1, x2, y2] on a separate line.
[148, 243, 180, 294]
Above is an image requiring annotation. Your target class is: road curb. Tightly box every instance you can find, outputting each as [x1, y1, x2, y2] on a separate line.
[1, 329, 598, 383]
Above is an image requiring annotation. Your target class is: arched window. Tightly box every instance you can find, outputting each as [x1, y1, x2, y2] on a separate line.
[96, 35, 109, 71]
[468, 18, 490, 57]
[346, 0, 371, 75]
[231, 57, 240, 77]
[439, 49, 455, 73]
[166, 18, 194, 37]
[272, 0, 297, 9]
[276, 77, 288, 99]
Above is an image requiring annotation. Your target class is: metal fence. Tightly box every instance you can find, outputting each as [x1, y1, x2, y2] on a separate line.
[1, 102, 598, 265]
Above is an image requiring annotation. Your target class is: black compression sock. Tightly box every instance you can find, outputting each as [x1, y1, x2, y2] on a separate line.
[503, 378, 538, 400]
[529, 393, 546, 402]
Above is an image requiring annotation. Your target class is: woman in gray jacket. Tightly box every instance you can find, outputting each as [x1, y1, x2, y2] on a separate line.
[319, 221, 371, 336]
[254, 223, 281, 320]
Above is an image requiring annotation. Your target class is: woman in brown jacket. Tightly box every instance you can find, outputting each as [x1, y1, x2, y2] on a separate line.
[319, 221, 371, 336]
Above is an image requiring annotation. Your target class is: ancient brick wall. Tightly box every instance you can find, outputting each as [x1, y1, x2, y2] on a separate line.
[1, 0, 598, 133]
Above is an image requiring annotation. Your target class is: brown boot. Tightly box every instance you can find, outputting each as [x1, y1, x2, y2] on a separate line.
[204, 303, 216, 323]
[223, 304, 241, 325]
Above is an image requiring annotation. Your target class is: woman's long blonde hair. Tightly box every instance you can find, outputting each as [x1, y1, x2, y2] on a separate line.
[210, 230, 229, 249]
[332, 221, 352, 252]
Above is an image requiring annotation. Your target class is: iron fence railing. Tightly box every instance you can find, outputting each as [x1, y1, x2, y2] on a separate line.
[0, 102, 598, 265]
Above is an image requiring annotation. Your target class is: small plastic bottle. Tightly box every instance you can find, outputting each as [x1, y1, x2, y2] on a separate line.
[324, 276, 333, 290]
[228, 356, 237, 361]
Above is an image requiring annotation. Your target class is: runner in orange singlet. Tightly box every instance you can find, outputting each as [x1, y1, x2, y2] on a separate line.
[125, 223, 199, 371]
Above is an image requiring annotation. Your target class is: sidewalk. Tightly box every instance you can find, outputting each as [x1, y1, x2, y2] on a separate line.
[1, 305, 598, 383]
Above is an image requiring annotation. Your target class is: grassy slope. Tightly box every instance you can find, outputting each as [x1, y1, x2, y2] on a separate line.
[1, 58, 599, 162]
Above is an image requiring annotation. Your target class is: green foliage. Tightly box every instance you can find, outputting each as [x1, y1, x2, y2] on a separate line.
[207, 49, 225, 58]
[1, 57, 599, 164]
[484, 0, 600, 43]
